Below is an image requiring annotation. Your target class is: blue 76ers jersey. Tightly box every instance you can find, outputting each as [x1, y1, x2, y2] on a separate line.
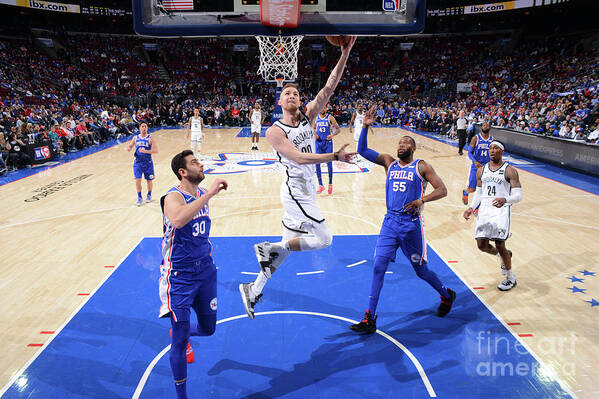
[315, 114, 331, 143]
[135, 134, 152, 163]
[161, 186, 212, 267]
[386, 159, 427, 214]
[473, 134, 493, 165]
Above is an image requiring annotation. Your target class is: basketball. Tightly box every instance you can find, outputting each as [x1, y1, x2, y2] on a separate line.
[326, 35, 351, 47]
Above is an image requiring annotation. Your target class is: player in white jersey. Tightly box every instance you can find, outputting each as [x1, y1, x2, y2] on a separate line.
[248, 102, 264, 151]
[350, 104, 370, 142]
[239, 36, 358, 319]
[463, 140, 522, 291]
[186, 108, 204, 157]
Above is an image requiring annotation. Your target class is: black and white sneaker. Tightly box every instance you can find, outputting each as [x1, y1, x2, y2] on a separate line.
[497, 277, 517, 291]
[350, 310, 377, 334]
[254, 242, 279, 279]
[499, 250, 513, 276]
[239, 283, 262, 319]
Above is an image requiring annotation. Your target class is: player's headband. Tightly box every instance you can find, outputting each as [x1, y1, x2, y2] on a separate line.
[490, 141, 505, 151]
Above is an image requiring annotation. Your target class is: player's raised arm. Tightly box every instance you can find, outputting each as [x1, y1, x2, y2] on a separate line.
[357, 105, 395, 170]
[305, 37, 357, 122]
[265, 125, 354, 165]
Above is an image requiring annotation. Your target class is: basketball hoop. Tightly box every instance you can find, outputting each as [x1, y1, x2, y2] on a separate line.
[256, 35, 303, 83]
[275, 76, 285, 88]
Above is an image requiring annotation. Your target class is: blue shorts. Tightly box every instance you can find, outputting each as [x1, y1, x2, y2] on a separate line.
[133, 161, 154, 180]
[315, 140, 333, 154]
[374, 213, 427, 265]
[160, 257, 217, 323]
[467, 164, 478, 189]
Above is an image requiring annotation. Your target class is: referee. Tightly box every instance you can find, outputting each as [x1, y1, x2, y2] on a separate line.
[456, 111, 468, 155]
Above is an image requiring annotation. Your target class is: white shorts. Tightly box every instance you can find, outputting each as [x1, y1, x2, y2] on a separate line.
[280, 178, 324, 233]
[475, 204, 511, 241]
[190, 132, 203, 142]
[353, 125, 363, 142]
[251, 124, 261, 134]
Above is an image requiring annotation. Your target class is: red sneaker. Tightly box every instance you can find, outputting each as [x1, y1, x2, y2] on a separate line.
[462, 190, 469, 205]
[316, 185, 325, 194]
[328, 184, 333, 194]
[170, 329, 195, 364]
[186, 342, 195, 363]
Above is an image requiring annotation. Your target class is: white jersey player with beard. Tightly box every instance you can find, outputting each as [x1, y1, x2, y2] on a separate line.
[463, 140, 522, 292]
[239, 37, 359, 319]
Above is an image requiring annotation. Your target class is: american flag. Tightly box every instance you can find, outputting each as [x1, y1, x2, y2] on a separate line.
[161, 0, 193, 11]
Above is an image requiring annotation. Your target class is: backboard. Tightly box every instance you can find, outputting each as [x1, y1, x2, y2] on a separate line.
[132, 0, 426, 37]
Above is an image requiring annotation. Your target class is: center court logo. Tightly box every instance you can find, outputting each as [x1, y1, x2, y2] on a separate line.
[202, 153, 369, 175]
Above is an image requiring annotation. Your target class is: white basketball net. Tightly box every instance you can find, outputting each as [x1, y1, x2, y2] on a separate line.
[256, 35, 303, 82]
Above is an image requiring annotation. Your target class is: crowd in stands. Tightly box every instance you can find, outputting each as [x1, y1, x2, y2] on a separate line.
[1, 31, 598, 175]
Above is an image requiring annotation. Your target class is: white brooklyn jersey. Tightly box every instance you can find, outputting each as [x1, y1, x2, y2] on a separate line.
[274, 113, 315, 180]
[354, 110, 364, 128]
[251, 110, 262, 125]
[476, 162, 512, 240]
[480, 162, 511, 206]
[190, 117, 203, 134]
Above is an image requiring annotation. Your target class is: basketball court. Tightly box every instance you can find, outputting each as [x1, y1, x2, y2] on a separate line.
[1, 0, 598, 397]
[0, 125, 597, 398]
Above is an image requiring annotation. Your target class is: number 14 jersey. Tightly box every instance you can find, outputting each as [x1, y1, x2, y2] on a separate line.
[161, 186, 212, 267]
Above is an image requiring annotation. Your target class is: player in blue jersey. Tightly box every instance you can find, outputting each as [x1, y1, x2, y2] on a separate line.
[462, 121, 493, 205]
[350, 106, 456, 333]
[312, 107, 340, 194]
[159, 149, 228, 399]
[127, 122, 158, 206]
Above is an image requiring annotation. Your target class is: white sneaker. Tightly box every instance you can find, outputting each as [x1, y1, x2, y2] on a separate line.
[254, 242, 276, 278]
[497, 276, 517, 291]
[239, 282, 262, 319]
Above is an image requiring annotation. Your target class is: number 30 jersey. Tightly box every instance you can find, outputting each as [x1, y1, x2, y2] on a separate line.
[480, 162, 511, 207]
[161, 186, 212, 267]
[386, 159, 427, 215]
[274, 112, 316, 180]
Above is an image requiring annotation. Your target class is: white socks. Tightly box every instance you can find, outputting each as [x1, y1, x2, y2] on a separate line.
[252, 242, 291, 297]
[252, 272, 268, 297]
